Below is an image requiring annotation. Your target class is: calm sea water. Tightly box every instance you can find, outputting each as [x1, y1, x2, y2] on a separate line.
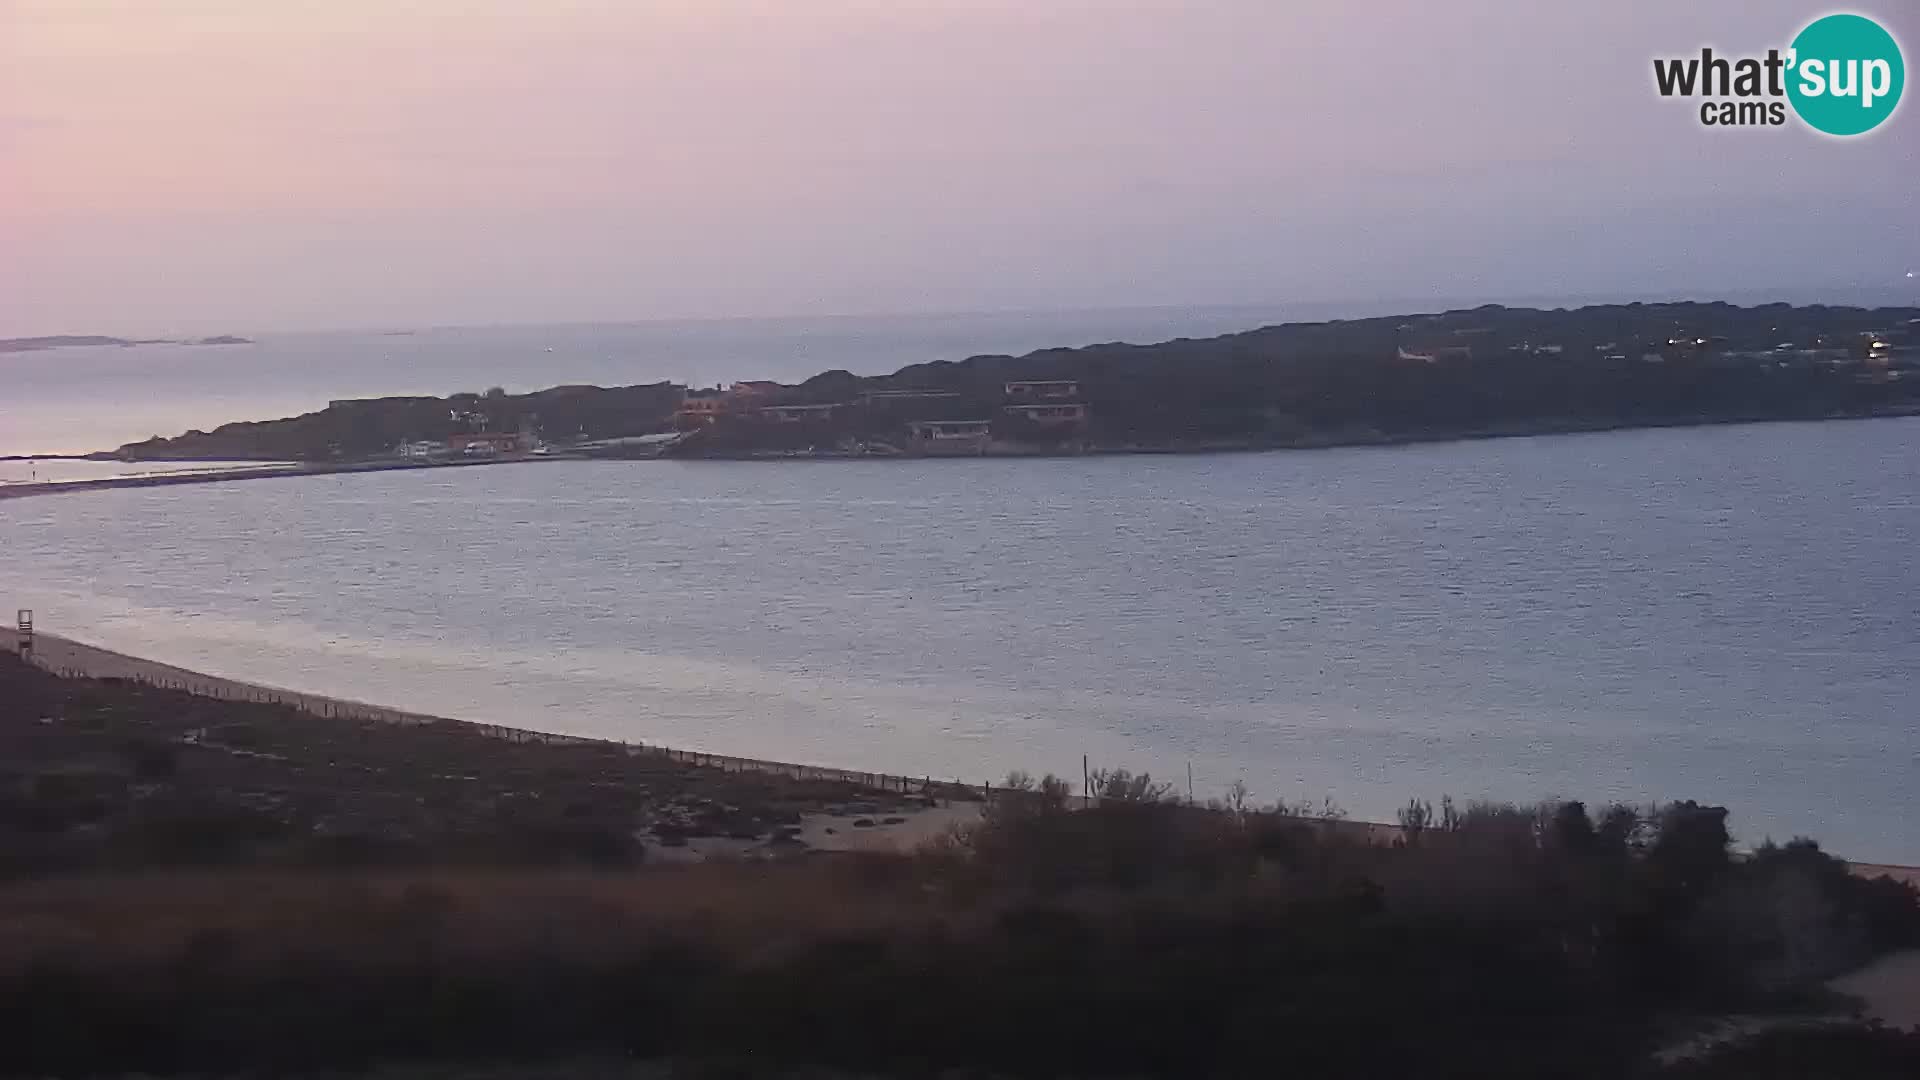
[3, 418, 1916, 861]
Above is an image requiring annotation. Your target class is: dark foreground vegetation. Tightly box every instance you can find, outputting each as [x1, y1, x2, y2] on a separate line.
[113, 301, 1920, 462]
[3, 653, 1918, 1078]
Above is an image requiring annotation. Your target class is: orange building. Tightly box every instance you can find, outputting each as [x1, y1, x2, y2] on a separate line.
[674, 391, 729, 427]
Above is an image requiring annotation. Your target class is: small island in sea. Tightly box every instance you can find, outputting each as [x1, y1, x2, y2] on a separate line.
[109, 300, 1920, 464]
[0, 333, 253, 354]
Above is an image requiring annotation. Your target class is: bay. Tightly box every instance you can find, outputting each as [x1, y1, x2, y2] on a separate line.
[3, 417, 1915, 861]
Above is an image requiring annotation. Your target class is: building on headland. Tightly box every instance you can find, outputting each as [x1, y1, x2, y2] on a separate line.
[1002, 402, 1090, 426]
[395, 440, 446, 459]
[1003, 380, 1080, 400]
[675, 381, 792, 428]
[860, 389, 962, 409]
[446, 432, 526, 456]
[757, 403, 842, 423]
[674, 389, 730, 427]
[1396, 345, 1472, 364]
[729, 381, 782, 400]
[907, 419, 993, 454]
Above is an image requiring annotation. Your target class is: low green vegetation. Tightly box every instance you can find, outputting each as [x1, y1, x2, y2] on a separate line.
[2, 654, 1917, 1077]
[115, 382, 685, 461]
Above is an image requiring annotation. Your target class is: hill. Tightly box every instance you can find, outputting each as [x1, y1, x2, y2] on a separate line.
[109, 302, 1920, 462]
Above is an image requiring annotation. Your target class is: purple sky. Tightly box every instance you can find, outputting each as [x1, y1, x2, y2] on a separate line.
[1, 1, 1914, 336]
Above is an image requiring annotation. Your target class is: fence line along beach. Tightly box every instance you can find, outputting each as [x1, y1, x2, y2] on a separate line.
[7, 618, 1914, 888]
[0, 623, 979, 802]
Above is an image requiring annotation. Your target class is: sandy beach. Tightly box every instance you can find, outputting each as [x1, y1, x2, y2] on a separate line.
[1, 626, 456, 726]
[0, 625, 987, 848]
[8, 625, 1914, 873]
[4, 622, 1918, 1053]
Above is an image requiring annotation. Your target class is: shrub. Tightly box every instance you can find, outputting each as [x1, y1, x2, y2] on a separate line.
[120, 736, 180, 780]
[1087, 767, 1176, 803]
[106, 794, 292, 866]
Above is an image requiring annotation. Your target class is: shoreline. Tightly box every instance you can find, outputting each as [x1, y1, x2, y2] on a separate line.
[5, 406, 1920, 502]
[0, 627, 982, 802]
[0, 453, 583, 501]
[4, 625, 1915, 882]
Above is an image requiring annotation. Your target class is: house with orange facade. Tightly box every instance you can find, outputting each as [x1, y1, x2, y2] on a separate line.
[674, 381, 793, 428]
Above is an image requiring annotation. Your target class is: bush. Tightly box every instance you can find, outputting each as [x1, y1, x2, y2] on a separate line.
[120, 736, 180, 780]
[106, 794, 292, 866]
[1087, 767, 1176, 803]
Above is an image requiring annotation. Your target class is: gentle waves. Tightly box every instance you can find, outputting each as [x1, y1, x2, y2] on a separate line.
[3, 419, 1917, 861]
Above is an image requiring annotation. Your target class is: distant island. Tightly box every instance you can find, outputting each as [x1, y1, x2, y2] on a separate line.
[111, 301, 1919, 463]
[1, 333, 253, 354]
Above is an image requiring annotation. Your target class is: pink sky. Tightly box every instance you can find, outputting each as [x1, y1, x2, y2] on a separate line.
[1, 1, 1914, 336]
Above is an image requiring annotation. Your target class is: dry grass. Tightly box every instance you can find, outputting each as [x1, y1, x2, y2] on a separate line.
[0, 858, 939, 975]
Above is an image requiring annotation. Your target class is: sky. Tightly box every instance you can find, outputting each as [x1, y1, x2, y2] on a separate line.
[1, 0, 1915, 337]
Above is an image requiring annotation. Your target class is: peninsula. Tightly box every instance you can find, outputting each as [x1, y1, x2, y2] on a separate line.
[107, 301, 1920, 464]
[0, 333, 253, 353]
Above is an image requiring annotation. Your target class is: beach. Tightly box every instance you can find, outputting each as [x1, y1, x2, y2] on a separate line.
[6, 624, 1913, 874]
[11, 626, 1920, 1037]
[0, 625, 991, 856]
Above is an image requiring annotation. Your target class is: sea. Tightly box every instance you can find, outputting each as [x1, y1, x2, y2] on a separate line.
[3, 298, 1917, 862]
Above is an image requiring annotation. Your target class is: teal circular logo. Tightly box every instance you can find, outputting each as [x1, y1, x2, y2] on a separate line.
[1787, 14, 1904, 136]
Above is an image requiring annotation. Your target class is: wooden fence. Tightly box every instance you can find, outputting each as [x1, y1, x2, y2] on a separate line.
[32, 656, 983, 800]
